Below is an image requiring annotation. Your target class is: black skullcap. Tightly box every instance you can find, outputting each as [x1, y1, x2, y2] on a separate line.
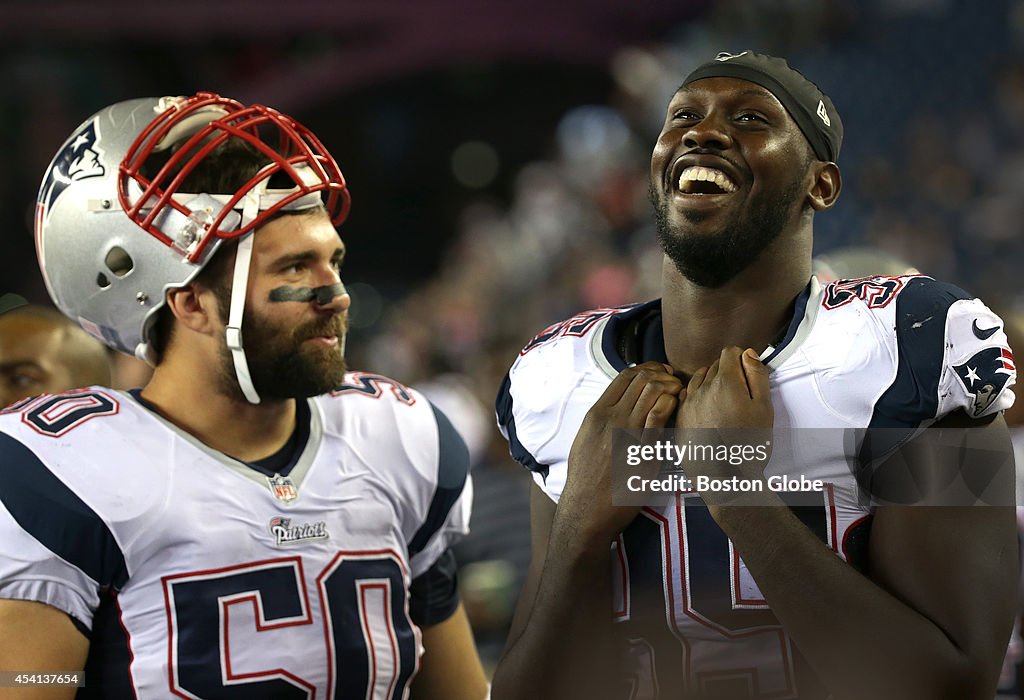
[0, 293, 26, 315]
[683, 51, 843, 163]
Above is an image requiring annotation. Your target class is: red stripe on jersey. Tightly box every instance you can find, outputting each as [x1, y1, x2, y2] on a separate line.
[1001, 348, 1016, 371]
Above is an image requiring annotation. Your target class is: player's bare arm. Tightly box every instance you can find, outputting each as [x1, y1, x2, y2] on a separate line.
[685, 350, 1017, 699]
[0, 599, 86, 700]
[490, 362, 683, 700]
[410, 603, 489, 700]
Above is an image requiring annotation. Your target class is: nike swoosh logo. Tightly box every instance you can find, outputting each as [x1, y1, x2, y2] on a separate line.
[972, 319, 1000, 340]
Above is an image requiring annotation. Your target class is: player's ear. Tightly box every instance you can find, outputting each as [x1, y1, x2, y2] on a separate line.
[165, 283, 222, 336]
[807, 161, 842, 211]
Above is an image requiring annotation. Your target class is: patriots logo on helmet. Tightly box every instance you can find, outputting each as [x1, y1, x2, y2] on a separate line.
[953, 346, 1016, 417]
[37, 119, 106, 219]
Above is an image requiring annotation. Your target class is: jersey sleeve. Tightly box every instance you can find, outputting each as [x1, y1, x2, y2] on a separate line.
[408, 548, 460, 626]
[0, 430, 127, 631]
[859, 278, 1017, 488]
[939, 296, 1016, 419]
[404, 401, 472, 583]
[868, 278, 1015, 428]
[495, 370, 550, 479]
[496, 350, 576, 503]
[494, 315, 611, 503]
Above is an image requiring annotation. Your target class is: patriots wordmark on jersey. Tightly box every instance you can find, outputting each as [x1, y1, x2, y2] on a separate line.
[0, 371, 472, 699]
[497, 275, 1016, 700]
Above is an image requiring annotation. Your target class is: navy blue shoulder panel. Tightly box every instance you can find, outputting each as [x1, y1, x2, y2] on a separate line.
[860, 278, 972, 464]
[408, 403, 470, 557]
[495, 371, 549, 479]
[871, 277, 972, 429]
[600, 299, 663, 372]
[0, 432, 127, 590]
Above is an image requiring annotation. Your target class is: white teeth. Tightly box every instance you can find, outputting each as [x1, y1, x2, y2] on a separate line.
[677, 166, 737, 193]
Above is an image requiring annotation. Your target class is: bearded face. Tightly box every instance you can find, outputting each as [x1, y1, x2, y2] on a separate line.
[214, 285, 348, 402]
[651, 172, 805, 289]
[648, 78, 819, 288]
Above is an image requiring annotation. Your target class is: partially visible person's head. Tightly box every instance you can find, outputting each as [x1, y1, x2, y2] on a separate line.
[0, 305, 112, 407]
[649, 51, 843, 288]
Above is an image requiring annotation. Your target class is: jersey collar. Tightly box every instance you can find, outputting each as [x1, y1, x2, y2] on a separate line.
[124, 389, 323, 500]
[594, 277, 822, 376]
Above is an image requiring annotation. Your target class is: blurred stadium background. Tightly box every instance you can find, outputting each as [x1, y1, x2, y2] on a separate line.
[3, 0, 1023, 665]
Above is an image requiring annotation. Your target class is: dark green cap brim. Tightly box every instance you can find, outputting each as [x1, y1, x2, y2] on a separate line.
[0, 294, 27, 315]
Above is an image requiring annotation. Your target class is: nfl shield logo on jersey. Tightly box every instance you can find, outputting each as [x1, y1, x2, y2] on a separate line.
[267, 474, 298, 503]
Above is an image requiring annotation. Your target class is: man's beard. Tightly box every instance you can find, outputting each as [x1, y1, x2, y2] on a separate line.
[214, 288, 347, 401]
[652, 177, 803, 288]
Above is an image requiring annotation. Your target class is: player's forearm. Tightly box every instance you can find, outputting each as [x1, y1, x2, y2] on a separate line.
[491, 521, 618, 700]
[711, 502, 998, 700]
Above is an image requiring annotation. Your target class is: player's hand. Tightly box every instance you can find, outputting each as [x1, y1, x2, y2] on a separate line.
[557, 361, 683, 548]
[677, 347, 772, 431]
[675, 347, 773, 501]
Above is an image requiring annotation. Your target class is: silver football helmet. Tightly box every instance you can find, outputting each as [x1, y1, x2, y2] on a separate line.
[35, 92, 351, 367]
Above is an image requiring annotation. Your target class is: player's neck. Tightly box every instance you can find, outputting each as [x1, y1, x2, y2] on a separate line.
[660, 241, 810, 378]
[141, 359, 297, 462]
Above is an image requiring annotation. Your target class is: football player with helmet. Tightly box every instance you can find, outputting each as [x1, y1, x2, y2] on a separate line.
[492, 52, 1018, 699]
[0, 93, 488, 698]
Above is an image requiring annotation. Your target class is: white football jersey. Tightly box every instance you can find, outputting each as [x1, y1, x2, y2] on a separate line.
[497, 275, 1016, 700]
[0, 371, 471, 699]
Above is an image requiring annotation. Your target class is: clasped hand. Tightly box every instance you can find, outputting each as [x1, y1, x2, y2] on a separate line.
[675, 347, 774, 505]
[558, 347, 774, 546]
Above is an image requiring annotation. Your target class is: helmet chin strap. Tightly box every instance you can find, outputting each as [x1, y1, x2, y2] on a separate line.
[215, 163, 327, 405]
[225, 190, 262, 405]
